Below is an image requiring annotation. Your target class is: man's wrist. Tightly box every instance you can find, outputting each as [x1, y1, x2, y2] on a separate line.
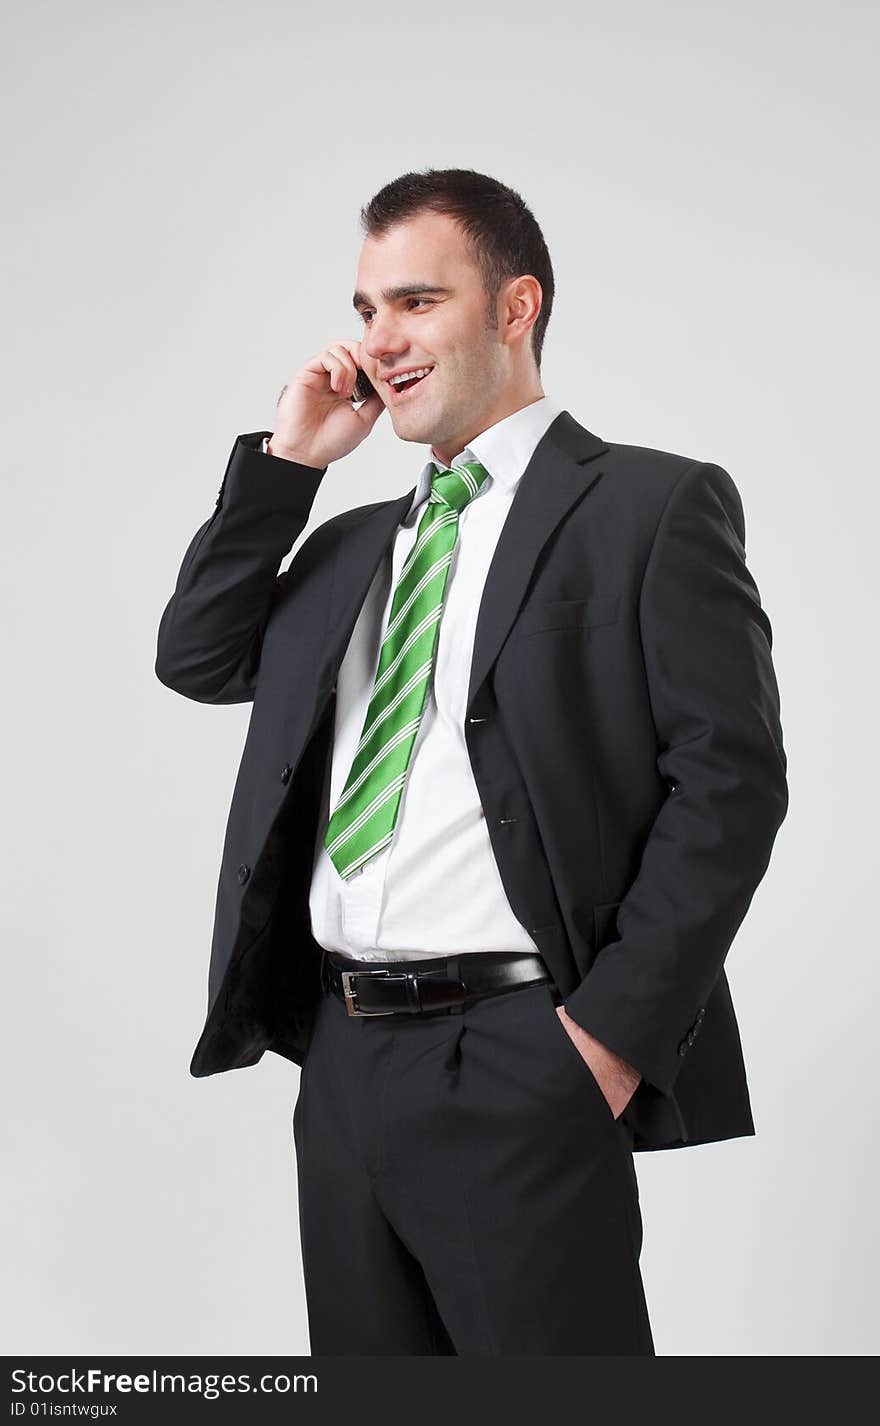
[264, 435, 324, 467]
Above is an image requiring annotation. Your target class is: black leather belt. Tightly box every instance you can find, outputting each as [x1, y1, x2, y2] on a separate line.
[321, 949, 551, 1017]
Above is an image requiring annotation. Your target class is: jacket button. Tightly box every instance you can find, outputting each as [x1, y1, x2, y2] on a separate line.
[237, 863, 251, 885]
[280, 764, 292, 784]
[677, 1039, 688, 1056]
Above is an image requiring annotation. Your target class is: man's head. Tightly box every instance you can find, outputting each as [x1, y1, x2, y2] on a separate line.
[353, 168, 555, 465]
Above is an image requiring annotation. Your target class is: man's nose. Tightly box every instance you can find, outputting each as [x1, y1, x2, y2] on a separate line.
[362, 313, 408, 364]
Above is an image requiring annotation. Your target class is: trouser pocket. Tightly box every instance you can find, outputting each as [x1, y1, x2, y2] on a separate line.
[534, 983, 623, 1129]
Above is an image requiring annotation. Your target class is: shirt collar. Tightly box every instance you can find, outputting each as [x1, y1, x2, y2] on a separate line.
[403, 395, 565, 525]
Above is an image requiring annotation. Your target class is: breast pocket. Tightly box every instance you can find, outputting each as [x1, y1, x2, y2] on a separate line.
[515, 594, 620, 636]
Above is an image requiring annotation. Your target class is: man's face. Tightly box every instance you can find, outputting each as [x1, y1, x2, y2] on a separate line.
[353, 211, 537, 462]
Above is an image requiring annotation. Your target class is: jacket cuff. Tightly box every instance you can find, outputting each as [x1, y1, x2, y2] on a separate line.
[213, 432, 327, 515]
[561, 982, 708, 1099]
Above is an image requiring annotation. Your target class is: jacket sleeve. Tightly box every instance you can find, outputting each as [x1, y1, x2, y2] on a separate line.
[154, 431, 328, 704]
[562, 459, 789, 1096]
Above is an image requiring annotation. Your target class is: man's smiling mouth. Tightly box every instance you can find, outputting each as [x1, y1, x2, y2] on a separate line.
[385, 366, 435, 400]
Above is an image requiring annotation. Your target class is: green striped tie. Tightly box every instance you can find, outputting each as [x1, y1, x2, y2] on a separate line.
[324, 458, 491, 879]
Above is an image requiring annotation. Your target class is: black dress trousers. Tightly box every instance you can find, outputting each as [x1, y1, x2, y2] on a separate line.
[292, 955, 654, 1356]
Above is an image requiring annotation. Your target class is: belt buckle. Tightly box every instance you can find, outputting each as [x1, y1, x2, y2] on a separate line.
[340, 968, 410, 1017]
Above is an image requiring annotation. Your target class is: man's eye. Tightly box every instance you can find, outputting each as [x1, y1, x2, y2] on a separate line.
[360, 298, 431, 323]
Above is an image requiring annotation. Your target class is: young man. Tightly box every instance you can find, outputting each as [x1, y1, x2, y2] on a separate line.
[156, 167, 788, 1355]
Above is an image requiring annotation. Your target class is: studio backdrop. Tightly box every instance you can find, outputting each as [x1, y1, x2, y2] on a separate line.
[1, 0, 877, 1356]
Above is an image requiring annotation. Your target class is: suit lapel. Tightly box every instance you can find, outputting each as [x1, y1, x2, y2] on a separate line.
[323, 410, 609, 710]
[466, 410, 608, 714]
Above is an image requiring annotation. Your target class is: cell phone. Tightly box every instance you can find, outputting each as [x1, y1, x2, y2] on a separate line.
[352, 368, 377, 403]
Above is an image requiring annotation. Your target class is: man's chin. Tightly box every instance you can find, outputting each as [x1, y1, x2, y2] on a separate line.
[388, 408, 438, 444]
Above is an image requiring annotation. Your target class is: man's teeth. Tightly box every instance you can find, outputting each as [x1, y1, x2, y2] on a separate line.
[389, 368, 433, 386]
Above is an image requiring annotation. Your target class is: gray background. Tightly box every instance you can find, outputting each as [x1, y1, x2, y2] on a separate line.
[2, 0, 876, 1355]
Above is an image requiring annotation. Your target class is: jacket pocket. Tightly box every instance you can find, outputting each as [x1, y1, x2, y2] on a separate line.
[516, 594, 620, 635]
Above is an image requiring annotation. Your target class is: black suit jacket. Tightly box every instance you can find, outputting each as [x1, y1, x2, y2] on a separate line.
[155, 411, 788, 1151]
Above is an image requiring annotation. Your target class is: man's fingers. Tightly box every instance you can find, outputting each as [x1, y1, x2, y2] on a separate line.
[299, 339, 362, 390]
[328, 341, 363, 392]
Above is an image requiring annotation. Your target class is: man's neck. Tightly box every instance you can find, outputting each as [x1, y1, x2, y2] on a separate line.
[431, 390, 545, 467]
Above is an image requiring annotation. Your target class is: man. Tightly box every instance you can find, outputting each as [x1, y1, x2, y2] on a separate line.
[155, 167, 788, 1356]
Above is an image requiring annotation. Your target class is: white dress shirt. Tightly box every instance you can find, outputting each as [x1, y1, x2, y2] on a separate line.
[266, 396, 564, 962]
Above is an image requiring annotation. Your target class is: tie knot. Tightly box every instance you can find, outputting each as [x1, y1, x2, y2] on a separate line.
[429, 459, 490, 513]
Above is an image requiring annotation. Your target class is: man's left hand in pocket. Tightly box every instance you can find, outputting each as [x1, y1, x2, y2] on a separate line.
[556, 1006, 642, 1119]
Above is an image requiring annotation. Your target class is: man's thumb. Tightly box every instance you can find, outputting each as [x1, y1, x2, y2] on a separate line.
[357, 393, 386, 429]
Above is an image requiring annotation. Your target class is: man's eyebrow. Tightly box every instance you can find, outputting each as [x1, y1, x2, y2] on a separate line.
[352, 283, 452, 311]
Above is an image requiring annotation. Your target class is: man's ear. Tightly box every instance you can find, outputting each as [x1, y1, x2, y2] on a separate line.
[501, 274, 542, 345]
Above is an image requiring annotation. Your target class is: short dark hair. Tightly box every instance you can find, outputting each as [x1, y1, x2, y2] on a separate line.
[359, 167, 554, 372]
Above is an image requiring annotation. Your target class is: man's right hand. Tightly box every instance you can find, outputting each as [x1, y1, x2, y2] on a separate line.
[267, 338, 386, 469]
